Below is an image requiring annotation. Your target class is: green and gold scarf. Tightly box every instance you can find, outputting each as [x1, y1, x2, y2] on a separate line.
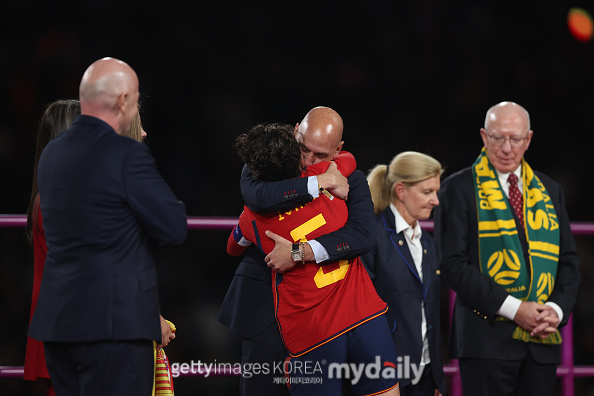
[472, 147, 561, 344]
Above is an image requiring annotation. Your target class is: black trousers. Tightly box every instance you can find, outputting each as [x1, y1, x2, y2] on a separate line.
[400, 363, 438, 396]
[44, 340, 154, 396]
[459, 351, 557, 396]
[240, 321, 289, 396]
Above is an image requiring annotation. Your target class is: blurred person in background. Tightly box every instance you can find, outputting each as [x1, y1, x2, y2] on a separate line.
[25, 99, 81, 396]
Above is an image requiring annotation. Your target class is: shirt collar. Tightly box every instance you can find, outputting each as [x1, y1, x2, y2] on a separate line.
[389, 203, 422, 240]
[495, 164, 522, 183]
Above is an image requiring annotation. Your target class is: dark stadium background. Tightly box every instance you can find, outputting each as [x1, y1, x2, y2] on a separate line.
[1, 2, 594, 394]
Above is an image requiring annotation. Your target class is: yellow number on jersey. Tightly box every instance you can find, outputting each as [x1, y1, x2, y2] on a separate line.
[289, 214, 350, 289]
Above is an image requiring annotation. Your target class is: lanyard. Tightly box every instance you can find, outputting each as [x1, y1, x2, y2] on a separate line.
[381, 213, 430, 304]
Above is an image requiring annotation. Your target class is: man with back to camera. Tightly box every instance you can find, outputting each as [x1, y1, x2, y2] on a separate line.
[28, 57, 187, 396]
[434, 101, 580, 396]
[218, 106, 378, 395]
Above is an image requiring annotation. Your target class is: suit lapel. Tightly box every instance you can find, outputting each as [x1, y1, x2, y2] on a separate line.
[395, 234, 423, 283]
[421, 238, 431, 291]
[381, 209, 423, 285]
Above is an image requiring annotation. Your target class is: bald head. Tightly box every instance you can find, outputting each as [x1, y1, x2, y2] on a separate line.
[480, 101, 533, 173]
[484, 101, 530, 132]
[295, 106, 344, 167]
[79, 57, 139, 135]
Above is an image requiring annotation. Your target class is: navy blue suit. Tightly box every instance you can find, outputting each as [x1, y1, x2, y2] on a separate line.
[434, 167, 580, 395]
[218, 165, 376, 395]
[362, 207, 446, 395]
[28, 115, 186, 395]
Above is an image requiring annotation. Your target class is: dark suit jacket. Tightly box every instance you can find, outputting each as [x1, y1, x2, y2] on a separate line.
[434, 167, 580, 364]
[29, 115, 187, 343]
[362, 207, 446, 394]
[218, 165, 376, 338]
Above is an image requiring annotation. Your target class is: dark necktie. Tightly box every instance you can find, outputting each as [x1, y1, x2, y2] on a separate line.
[508, 173, 524, 229]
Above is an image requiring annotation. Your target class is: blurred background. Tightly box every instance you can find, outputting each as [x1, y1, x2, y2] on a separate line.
[1, 1, 594, 394]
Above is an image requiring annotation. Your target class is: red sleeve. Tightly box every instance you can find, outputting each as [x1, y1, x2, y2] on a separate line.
[333, 151, 357, 177]
[227, 227, 248, 256]
[226, 208, 255, 256]
[302, 151, 357, 178]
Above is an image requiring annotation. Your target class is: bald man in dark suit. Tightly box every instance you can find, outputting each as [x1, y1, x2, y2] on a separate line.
[29, 57, 187, 396]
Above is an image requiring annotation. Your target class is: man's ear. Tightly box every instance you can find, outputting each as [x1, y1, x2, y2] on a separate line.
[524, 129, 534, 151]
[116, 92, 128, 114]
[479, 128, 489, 147]
[333, 141, 344, 159]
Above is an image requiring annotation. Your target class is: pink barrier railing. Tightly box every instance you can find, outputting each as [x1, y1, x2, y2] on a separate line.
[1, 215, 593, 396]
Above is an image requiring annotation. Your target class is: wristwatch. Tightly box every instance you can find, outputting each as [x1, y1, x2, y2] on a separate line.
[291, 243, 301, 262]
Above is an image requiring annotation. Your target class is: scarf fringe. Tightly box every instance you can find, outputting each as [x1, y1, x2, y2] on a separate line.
[512, 326, 562, 345]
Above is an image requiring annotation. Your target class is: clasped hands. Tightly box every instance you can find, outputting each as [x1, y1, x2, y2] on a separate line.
[513, 301, 561, 339]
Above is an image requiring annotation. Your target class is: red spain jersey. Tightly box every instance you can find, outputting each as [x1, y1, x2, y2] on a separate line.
[229, 152, 387, 356]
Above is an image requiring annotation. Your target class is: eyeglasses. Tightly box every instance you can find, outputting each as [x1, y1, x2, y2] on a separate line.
[486, 132, 528, 147]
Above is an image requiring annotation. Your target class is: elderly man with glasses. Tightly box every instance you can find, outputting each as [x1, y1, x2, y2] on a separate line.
[434, 101, 580, 396]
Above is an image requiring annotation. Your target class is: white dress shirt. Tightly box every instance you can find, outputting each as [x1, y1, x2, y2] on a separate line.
[494, 166, 563, 322]
[305, 176, 330, 262]
[390, 203, 431, 369]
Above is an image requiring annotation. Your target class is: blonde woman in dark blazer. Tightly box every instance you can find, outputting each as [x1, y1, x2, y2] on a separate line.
[362, 152, 446, 396]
